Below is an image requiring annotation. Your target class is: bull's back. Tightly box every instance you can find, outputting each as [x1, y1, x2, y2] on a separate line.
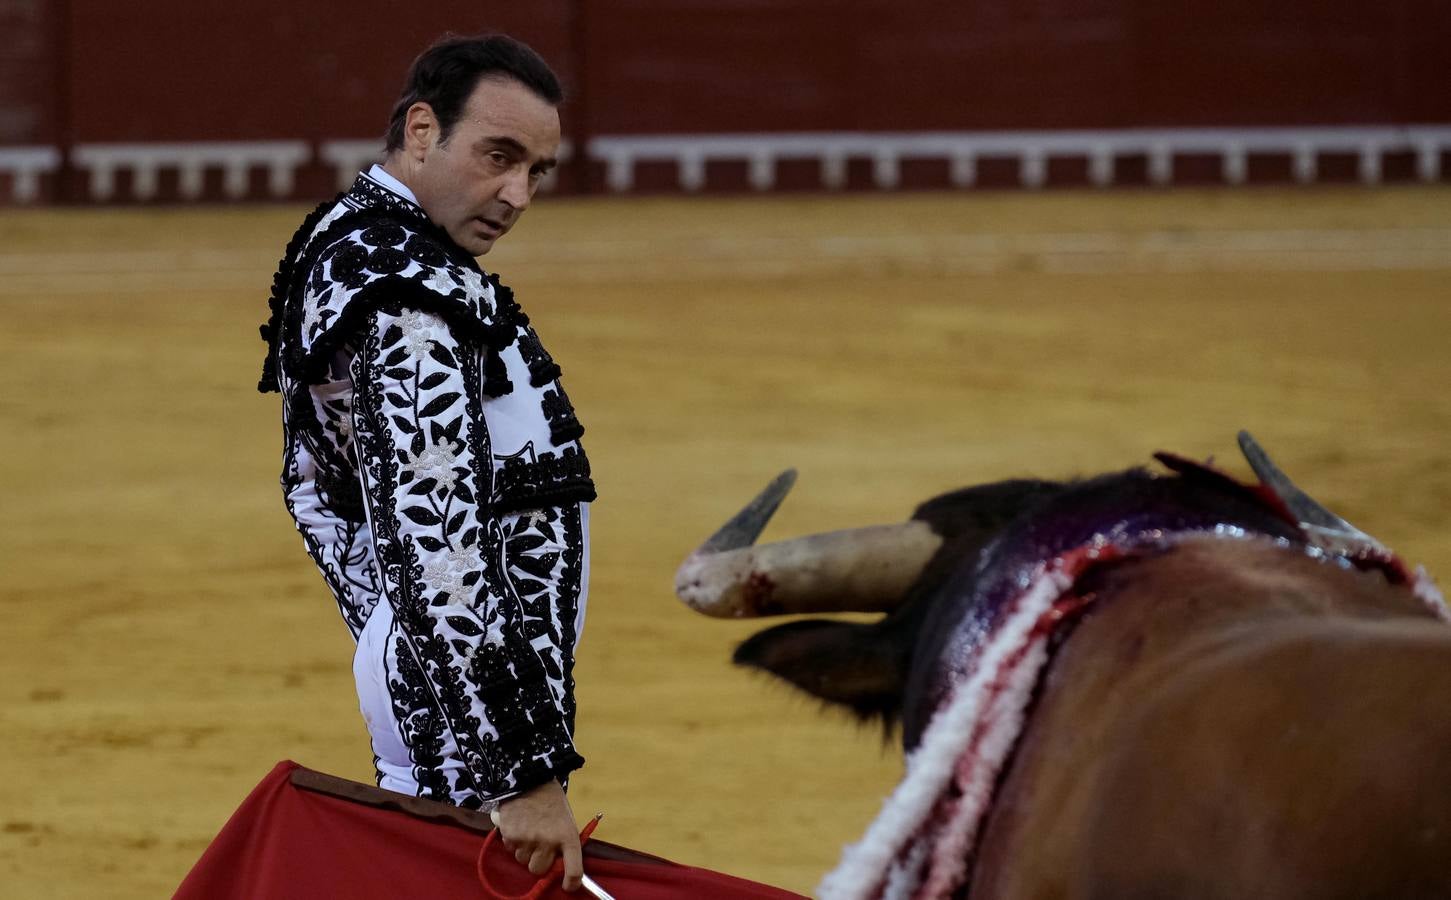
[970, 537, 1451, 900]
[1074, 616, 1451, 900]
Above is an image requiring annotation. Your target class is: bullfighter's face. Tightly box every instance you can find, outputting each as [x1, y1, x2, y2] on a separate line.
[396, 76, 560, 256]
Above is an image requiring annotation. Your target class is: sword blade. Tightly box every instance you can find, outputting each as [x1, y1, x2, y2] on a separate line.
[581, 872, 616, 900]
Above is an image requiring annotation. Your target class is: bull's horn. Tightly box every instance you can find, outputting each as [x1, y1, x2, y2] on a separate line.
[1236, 430, 1387, 554]
[698, 469, 799, 554]
[675, 471, 944, 618]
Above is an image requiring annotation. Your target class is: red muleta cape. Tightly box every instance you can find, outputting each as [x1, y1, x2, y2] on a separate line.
[176, 761, 804, 900]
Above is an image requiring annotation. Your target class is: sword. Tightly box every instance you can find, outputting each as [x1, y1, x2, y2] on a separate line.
[577, 813, 615, 900]
[581, 871, 616, 900]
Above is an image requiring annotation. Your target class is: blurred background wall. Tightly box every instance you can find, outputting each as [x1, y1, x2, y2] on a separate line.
[2, 0, 1450, 202]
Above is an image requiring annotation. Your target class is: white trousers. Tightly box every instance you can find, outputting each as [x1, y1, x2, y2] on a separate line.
[352, 505, 589, 804]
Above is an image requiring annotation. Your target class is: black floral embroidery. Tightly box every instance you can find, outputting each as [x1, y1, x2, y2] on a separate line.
[266, 170, 594, 804]
[331, 245, 371, 288]
[501, 505, 584, 733]
[367, 246, 410, 275]
[362, 222, 407, 247]
[353, 313, 499, 791]
[346, 172, 428, 217]
[406, 234, 448, 267]
[268, 175, 594, 519]
[259, 195, 338, 395]
[495, 448, 594, 514]
[517, 326, 563, 388]
[281, 439, 380, 638]
[388, 633, 453, 801]
[541, 387, 586, 446]
[352, 309, 582, 798]
[481, 346, 514, 399]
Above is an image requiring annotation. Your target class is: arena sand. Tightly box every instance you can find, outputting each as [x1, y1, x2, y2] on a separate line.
[2, 186, 1450, 896]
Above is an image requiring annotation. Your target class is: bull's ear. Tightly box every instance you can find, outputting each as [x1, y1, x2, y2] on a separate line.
[911, 478, 1065, 537]
[734, 619, 906, 726]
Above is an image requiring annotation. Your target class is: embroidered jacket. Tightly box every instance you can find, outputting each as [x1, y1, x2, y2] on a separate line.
[259, 172, 595, 802]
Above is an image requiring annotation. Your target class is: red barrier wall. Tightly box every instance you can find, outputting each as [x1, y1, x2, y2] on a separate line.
[35, 0, 1451, 141]
[64, 1, 575, 143]
[573, 0, 1450, 134]
[0, 0, 58, 144]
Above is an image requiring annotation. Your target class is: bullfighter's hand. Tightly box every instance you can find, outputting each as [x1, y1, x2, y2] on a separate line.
[494, 779, 583, 892]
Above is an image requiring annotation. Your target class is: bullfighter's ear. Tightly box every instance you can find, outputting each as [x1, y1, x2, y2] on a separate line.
[734, 619, 905, 725]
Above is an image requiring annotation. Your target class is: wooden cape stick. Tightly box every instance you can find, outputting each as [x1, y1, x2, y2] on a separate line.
[290, 766, 496, 833]
[288, 766, 663, 865]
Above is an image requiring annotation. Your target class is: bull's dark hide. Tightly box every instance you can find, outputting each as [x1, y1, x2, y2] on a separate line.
[724, 453, 1451, 899]
[903, 458, 1305, 747]
[736, 457, 1307, 746]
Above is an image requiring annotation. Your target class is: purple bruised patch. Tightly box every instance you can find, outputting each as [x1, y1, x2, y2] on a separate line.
[901, 460, 1304, 748]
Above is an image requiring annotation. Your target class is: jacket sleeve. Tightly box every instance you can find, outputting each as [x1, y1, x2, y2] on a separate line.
[348, 305, 583, 802]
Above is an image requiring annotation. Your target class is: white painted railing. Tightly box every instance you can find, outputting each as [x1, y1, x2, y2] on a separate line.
[589, 125, 1451, 192]
[318, 140, 385, 192]
[0, 146, 61, 203]
[70, 141, 310, 200]
[4, 126, 1447, 202]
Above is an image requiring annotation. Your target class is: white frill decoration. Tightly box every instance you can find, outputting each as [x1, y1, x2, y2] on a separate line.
[818, 561, 1077, 900]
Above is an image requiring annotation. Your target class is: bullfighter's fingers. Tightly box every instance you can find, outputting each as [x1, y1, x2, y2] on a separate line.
[527, 845, 557, 877]
[492, 810, 517, 850]
[561, 837, 583, 892]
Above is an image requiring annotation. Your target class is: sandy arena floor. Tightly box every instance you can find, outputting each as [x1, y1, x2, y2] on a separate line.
[2, 186, 1449, 897]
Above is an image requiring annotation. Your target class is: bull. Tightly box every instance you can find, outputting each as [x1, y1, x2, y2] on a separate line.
[675, 433, 1451, 899]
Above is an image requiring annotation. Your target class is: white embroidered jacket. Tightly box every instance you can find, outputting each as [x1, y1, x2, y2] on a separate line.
[264, 171, 595, 803]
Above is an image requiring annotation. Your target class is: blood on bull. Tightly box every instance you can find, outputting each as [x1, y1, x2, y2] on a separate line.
[677, 432, 1451, 899]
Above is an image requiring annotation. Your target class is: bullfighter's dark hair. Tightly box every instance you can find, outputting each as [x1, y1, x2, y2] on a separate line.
[384, 34, 563, 153]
